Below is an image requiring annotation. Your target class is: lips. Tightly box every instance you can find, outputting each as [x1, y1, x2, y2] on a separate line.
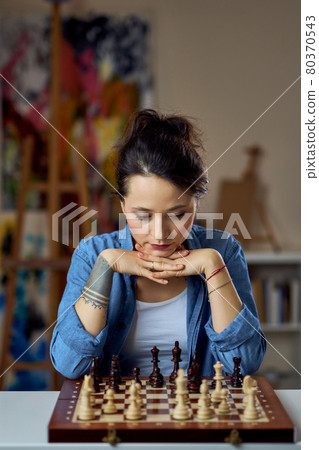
[150, 244, 171, 250]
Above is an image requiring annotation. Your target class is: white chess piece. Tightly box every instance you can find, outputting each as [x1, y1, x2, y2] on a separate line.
[103, 388, 117, 414]
[211, 361, 224, 404]
[126, 382, 142, 420]
[243, 386, 259, 420]
[173, 369, 189, 420]
[197, 380, 213, 420]
[216, 388, 230, 414]
[198, 379, 211, 407]
[243, 375, 257, 408]
[83, 374, 95, 407]
[78, 388, 95, 421]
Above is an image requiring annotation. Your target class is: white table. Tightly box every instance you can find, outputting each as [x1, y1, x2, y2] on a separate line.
[0, 390, 300, 449]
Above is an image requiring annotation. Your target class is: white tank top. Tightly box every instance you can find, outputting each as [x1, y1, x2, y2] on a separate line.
[120, 288, 188, 376]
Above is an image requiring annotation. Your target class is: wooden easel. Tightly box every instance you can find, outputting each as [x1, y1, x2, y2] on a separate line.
[216, 146, 281, 250]
[0, 1, 91, 390]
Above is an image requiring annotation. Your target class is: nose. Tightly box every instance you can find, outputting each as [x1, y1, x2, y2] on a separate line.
[151, 213, 171, 240]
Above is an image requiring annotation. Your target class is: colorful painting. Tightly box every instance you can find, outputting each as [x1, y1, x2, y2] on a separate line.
[0, 13, 152, 389]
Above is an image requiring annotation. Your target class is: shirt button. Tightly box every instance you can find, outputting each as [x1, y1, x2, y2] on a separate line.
[118, 322, 126, 329]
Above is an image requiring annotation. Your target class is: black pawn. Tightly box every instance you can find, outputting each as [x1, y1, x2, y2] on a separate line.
[133, 366, 142, 385]
[169, 341, 182, 384]
[187, 351, 201, 393]
[111, 355, 122, 384]
[231, 357, 243, 388]
[90, 358, 100, 392]
[109, 368, 120, 393]
[151, 366, 164, 388]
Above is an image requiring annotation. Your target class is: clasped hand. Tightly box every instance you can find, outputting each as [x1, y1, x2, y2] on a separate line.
[102, 244, 221, 285]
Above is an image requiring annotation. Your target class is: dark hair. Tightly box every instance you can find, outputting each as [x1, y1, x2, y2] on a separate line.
[114, 109, 209, 200]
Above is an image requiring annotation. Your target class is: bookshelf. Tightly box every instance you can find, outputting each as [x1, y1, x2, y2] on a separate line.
[246, 252, 301, 389]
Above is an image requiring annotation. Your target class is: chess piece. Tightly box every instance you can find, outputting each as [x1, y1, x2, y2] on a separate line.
[198, 379, 211, 408]
[135, 381, 143, 408]
[211, 361, 224, 404]
[197, 380, 213, 420]
[90, 358, 100, 392]
[243, 375, 258, 408]
[126, 382, 142, 420]
[111, 355, 122, 384]
[187, 351, 201, 393]
[217, 388, 231, 414]
[78, 388, 95, 421]
[150, 366, 164, 388]
[169, 341, 182, 384]
[133, 366, 142, 385]
[231, 357, 243, 388]
[109, 368, 120, 393]
[103, 388, 117, 414]
[173, 369, 189, 420]
[83, 374, 95, 407]
[149, 346, 160, 383]
[244, 386, 259, 420]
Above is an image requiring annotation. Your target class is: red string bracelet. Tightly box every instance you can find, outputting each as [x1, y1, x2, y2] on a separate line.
[206, 264, 227, 282]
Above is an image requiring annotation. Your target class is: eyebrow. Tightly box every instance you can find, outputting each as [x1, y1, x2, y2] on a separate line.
[131, 204, 188, 212]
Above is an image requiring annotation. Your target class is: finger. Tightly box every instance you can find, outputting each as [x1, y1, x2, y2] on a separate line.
[137, 250, 189, 263]
[141, 268, 168, 284]
[168, 249, 189, 260]
[150, 269, 185, 279]
[149, 260, 185, 272]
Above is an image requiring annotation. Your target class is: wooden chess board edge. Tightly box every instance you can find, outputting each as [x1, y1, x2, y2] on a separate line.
[48, 376, 296, 444]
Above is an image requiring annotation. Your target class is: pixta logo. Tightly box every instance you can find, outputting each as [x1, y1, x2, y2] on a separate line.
[52, 202, 98, 248]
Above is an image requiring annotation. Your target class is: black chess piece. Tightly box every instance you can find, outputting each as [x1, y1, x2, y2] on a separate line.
[90, 357, 100, 392]
[111, 355, 122, 384]
[150, 366, 164, 388]
[109, 368, 120, 393]
[169, 341, 182, 384]
[231, 356, 243, 388]
[149, 346, 160, 383]
[187, 351, 201, 393]
[133, 366, 142, 385]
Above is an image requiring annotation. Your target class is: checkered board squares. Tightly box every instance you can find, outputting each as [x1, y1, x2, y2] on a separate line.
[71, 378, 269, 424]
[49, 376, 295, 443]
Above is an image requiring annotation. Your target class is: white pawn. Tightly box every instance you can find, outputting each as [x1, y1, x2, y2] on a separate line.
[244, 386, 259, 420]
[198, 379, 211, 408]
[103, 388, 117, 414]
[217, 388, 230, 414]
[135, 381, 143, 408]
[126, 383, 142, 420]
[78, 388, 95, 421]
[197, 380, 213, 420]
[173, 369, 189, 421]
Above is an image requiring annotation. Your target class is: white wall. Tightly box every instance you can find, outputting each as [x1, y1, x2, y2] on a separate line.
[1, 0, 300, 250]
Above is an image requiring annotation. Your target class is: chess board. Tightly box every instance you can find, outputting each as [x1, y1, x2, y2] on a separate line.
[48, 376, 295, 443]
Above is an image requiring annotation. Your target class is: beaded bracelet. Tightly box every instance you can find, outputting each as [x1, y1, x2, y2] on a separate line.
[206, 264, 227, 282]
[208, 279, 232, 296]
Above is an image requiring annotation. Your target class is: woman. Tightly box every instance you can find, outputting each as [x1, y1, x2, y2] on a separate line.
[50, 109, 266, 379]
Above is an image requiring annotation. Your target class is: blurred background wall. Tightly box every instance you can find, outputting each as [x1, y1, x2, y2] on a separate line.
[0, 0, 300, 390]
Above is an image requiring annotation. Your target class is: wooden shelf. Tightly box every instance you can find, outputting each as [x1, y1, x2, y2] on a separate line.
[245, 252, 300, 265]
[1, 258, 71, 269]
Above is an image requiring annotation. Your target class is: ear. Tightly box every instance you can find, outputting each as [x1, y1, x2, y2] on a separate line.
[120, 200, 125, 214]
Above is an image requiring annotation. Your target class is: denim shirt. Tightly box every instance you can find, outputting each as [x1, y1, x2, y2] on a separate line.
[50, 224, 266, 379]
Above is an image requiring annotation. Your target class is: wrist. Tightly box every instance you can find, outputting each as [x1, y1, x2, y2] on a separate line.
[203, 249, 224, 277]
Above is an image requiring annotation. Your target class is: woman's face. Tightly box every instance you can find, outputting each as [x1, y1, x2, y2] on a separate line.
[120, 175, 198, 257]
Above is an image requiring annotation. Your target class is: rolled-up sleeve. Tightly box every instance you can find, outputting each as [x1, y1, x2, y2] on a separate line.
[205, 235, 267, 375]
[50, 243, 109, 379]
